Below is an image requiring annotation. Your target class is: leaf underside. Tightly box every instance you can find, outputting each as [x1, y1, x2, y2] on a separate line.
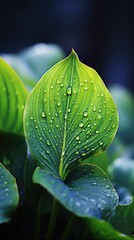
[0, 162, 19, 224]
[33, 164, 118, 219]
[0, 58, 28, 135]
[24, 50, 119, 179]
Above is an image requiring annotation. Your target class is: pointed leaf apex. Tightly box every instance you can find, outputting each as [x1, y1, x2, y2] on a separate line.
[70, 48, 79, 60]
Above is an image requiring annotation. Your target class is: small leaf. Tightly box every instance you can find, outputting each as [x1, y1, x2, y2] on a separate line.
[109, 197, 134, 235]
[24, 50, 119, 179]
[0, 58, 28, 135]
[33, 164, 118, 219]
[0, 162, 19, 224]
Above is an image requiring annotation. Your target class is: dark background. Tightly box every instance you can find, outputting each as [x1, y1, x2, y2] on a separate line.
[0, 0, 134, 93]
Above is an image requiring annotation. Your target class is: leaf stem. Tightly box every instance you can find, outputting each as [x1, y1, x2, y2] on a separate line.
[45, 198, 58, 240]
[61, 215, 76, 240]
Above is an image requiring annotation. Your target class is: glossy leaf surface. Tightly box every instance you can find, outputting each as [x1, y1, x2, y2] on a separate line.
[33, 164, 118, 219]
[0, 163, 19, 224]
[0, 58, 28, 135]
[24, 50, 118, 179]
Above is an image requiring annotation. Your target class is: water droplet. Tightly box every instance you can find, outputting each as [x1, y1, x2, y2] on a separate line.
[46, 140, 50, 146]
[76, 136, 80, 141]
[99, 140, 104, 146]
[112, 124, 115, 128]
[96, 130, 99, 134]
[98, 109, 102, 113]
[60, 83, 64, 87]
[75, 151, 79, 155]
[57, 102, 61, 106]
[40, 137, 43, 141]
[91, 80, 93, 84]
[83, 111, 88, 117]
[61, 75, 64, 78]
[55, 113, 58, 117]
[66, 86, 72, 95]
[64, 114, 67, 120]
[81, 152, 86, 157]
[97, 114, 102, 120]
[79, 122, 84, 128]
[4, 181, 7, 184]
[50, 85, 53, 89]
[44, 89, 46, 93]
[57, 80, 60, 84]
[80, 82, 83, 86]
[91, 182, 98, 186]
[67, 108, 71, 113]
[30, 116, 34, 120]
[75, 202, 81, 207]
[41, 111, 46, 118]
[84, 87, 88, 91]
[46, 150, 50, 154]
[101, 93, 104, 97]
[93, 107, 97, 112]
[84, 79, 88, 83]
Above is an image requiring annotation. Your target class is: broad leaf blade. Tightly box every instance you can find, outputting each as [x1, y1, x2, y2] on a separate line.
[33, 164, 118, 219]
[0, 163, 19, 224]
[24, 50, 119, 179]
[0, 58, 28, 135]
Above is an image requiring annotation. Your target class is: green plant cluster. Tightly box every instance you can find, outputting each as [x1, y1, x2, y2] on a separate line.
[0, 44, 134, 240]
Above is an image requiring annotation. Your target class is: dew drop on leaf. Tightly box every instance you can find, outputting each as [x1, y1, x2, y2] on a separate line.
[99, 140, 104, 146]
[79, 122, 84, 128]
[41, 111, 46, 118]
[46, 140, 50, 146]
[66, 86, 72, 95]
[83, 111, 88, 117]
[76, 136, 80, 141]
[57, 102, 61, 107]
[93, 107, 97, 112]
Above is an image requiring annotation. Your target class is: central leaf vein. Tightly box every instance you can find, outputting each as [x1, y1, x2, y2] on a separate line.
[59, 52, 75, 179]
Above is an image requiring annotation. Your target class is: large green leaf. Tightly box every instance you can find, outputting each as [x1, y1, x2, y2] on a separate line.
[33, 164, 118, 219]
[0, 162, 19, 224]
[0, 58, 28, 135]
[24, 50, 119, 179]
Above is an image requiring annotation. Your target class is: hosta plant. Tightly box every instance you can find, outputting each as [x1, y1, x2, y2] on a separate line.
[0, 49, 134, 240]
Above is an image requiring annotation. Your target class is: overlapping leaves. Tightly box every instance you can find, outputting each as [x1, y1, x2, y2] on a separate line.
[24, 50, 119, 219]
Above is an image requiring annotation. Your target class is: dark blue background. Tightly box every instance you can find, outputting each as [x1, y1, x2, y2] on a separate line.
[0, 0, 134, 92]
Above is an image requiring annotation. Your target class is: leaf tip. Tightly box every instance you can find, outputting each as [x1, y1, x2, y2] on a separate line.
[71, 48, 79, 60]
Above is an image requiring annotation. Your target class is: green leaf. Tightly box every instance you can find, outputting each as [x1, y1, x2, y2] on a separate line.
[33, 164, 118, 219]
[0, 162, 19, 224]
[109, 197, 134, 235]
[0, 58, 28, 135]
[86, 218, 133, 240]
[24, 50, 119, 179]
